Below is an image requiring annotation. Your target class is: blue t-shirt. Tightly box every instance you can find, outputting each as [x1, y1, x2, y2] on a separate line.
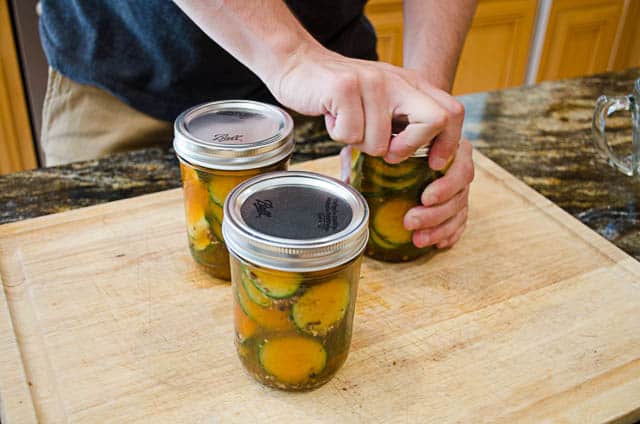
[39, 1, 377, 121]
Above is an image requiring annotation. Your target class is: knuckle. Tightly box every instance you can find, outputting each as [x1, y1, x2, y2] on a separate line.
[334, 74, 359, 96]
[431, 111, 448, 130]
[450, 100, 465, 120]
[332, 126, 362, 145]
[361, 68, 384, 86]
[367, 144, 387, 157]
[341, 132, 362, 144]
[465, 162, 475, 183]
[460, 206, 469, 220]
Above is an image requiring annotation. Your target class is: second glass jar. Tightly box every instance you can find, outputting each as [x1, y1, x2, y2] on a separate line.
[223, 171, 369, 390]
[350, 147, 444, 262]
[174, 100, 295, 280]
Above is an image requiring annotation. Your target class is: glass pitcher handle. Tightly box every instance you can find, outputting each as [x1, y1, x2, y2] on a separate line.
[592, 94, 634, 176]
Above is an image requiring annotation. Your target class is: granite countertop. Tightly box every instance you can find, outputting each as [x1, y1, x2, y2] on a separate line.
[1, 68, 638, 261]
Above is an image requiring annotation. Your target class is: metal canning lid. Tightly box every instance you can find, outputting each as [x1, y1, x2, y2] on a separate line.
[223, 171, 369, 272]
[173, 100, 295, 170]
[391, 118, 430, 158]
[411, 145, 431, 158]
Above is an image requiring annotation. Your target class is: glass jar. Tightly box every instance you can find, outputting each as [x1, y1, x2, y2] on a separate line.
[223, 171, 369, 391]
[350, 146, 444, 262]
[174, 100, 294, 280]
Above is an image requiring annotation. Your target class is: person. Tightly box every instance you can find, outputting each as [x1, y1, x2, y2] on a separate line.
[39, 0, 476, 249]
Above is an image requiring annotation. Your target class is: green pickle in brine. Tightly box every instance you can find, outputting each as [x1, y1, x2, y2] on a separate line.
[174, 100, 295, 280]
[231, 257, 360, 391]
[223, 171, 368, 391]
[179, 160, 288, 280]
[350, 149, 444, 262]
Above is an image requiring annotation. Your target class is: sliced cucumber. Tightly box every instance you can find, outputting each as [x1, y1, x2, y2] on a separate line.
[373, 198, 415, 245]
[369, 227, 403, 250]
[292, 277, 350, 336]
[369, 171, 420, 191]
[364, 155, 418, 178]
[241, 269, 273, 307]
[208, 174, 248, 207]
[195, 168, 213, 183]
[259, 336, 327, 385]
[188, 216, 212, 250]
[206, 214, 224, 243]
[236, 277, 293, 331]
[246, 268, 302, 299]
[207, 201, 224, 225]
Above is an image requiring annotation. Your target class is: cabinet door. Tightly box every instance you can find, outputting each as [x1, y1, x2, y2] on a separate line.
[452, 0, 538, 95]
[537, 0, 624, 82]
[612, 0, 640, 70]
[365, 0, 404, 66]
[0, 0, 37, 174]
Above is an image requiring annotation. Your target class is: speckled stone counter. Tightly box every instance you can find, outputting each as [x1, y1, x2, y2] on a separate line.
[1, 68, 639, 261]
[460, 67, 639, 260]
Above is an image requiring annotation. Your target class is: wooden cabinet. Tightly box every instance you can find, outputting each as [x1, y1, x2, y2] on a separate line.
[365, 0, 638, 93]
[0, 0, 37, 174]
[612, 0, 640, 70]
[537, 0, 625, 82]
[365, 0, 404, 66]
[452, 0, 538, 94]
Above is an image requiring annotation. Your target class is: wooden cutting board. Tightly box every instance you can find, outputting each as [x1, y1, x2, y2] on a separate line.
[1, 152, 639, 423]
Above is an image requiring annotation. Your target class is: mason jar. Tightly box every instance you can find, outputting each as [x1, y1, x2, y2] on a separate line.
[222, 171, 369, 391]
[350, 145, 445, 262]
[174, 100, 294, 280]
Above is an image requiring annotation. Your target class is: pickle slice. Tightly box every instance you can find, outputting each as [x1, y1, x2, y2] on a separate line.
[208, 201, 224, 226]
[234, 300, 257, 342]
[188, 216, 212, 250]
[246, 268, 302, 299]
[369, 171, 421, 191]
[292, 277, 350, 336]
[369, 227, 402, 250]
[206, 215, 224, 243]
[241, 270, 273, 307]
[259, 336, 327, 385]
[237, 277, 293, 331]
[373, 198, 414, 245]
[208, 174, 250, 207]
[365, 156, 417, 178]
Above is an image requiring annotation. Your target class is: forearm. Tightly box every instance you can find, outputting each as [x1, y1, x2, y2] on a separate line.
[403, 0, 477, 92]
[172, 0, 322, 86]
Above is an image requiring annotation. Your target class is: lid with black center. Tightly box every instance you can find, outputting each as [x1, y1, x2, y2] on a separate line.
[173, 100, 294, 170]
[222, 171, 369, 272]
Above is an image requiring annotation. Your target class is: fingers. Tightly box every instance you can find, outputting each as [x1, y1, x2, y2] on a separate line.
[384, 123, 442, 163]
[421, 139, 474, 206]
[354, 70, 392, 157]
[385, 92, 448, 162]
[404, 186, 469, 230]
[437, 222, 467, 249]
[324, 75, 365, 145]
[416, 85, 466, 171]
[412, 206, 468, 248]
[326, 71, 393, 157]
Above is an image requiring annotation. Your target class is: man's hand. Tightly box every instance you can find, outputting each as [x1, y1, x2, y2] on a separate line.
[403, 139, 474, 249]
[174, 0, 474, 247]
[268, 46, 464, 170]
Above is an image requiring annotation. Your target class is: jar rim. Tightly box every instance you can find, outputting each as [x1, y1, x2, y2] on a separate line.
[222, 171, 369, 272]
[173, 100, 294, 170]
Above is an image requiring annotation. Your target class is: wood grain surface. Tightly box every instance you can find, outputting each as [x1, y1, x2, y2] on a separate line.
[1, 152, 639, 423]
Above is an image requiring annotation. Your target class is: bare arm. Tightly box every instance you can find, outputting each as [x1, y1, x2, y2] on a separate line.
[173, 0, 474, 248]
[173, 0, 461, 164]
[403, 0, 477, 92]
[172, 0, 319, 89]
